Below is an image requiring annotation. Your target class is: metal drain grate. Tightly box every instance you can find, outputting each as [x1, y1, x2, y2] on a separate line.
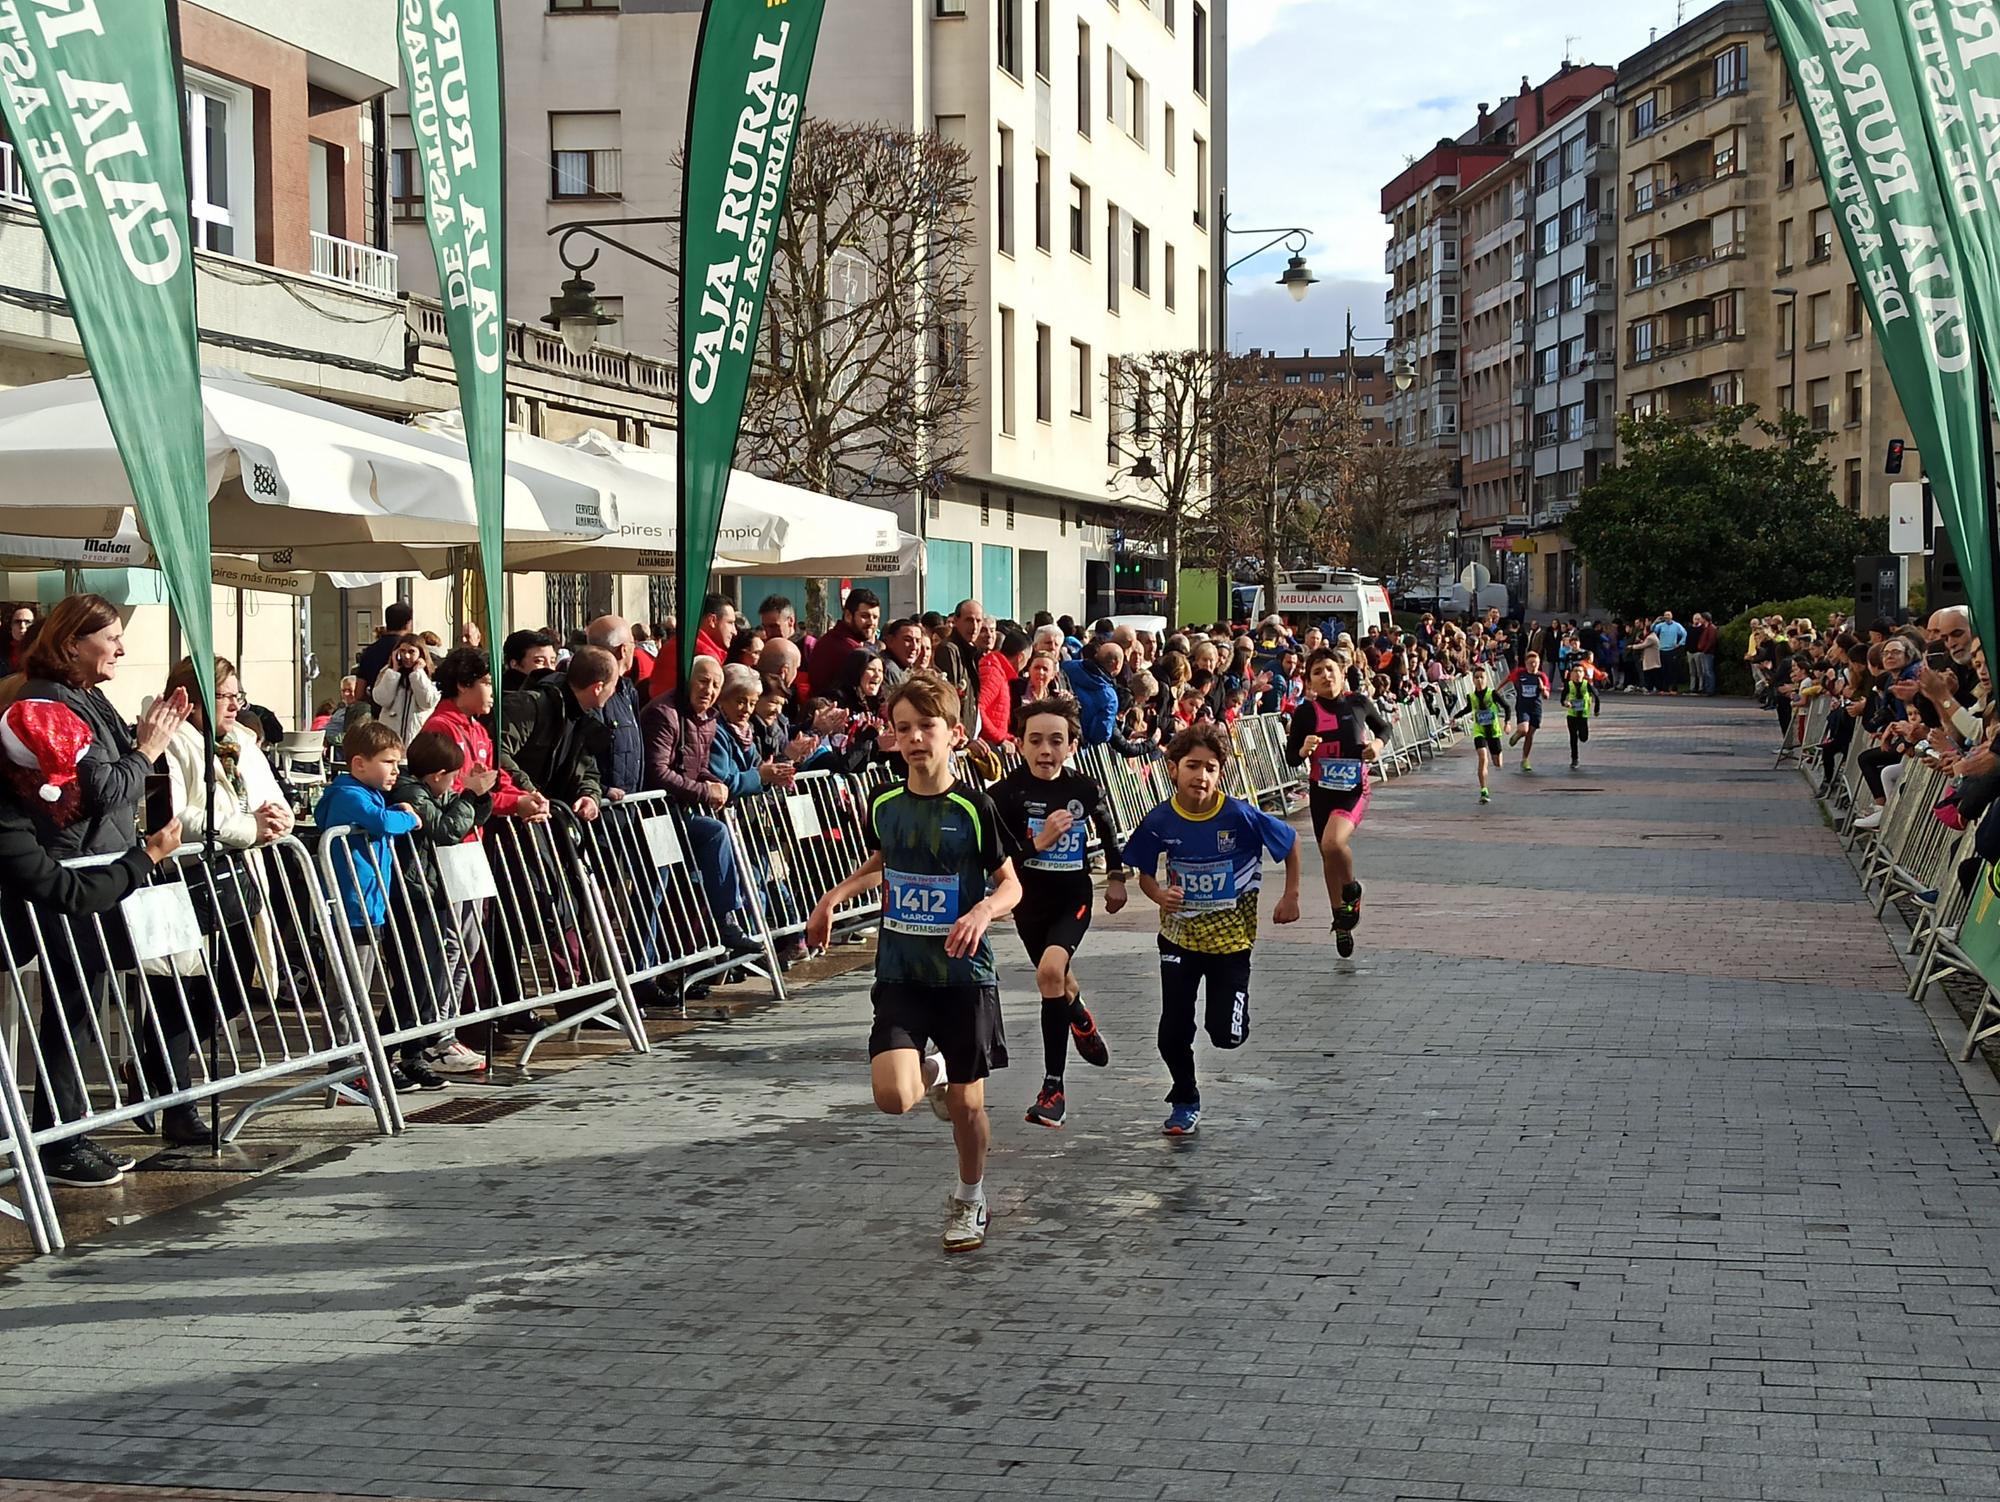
[1640, 832, 1721, 841]
[404, 1096, 540, 1126]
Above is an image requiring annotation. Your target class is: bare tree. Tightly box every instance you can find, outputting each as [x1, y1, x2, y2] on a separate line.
[1341, 443, 1454, 585]
[729, 119, 978, 622]
[1105, 348, 1224, 628]
[1215, 354, 1360, 597]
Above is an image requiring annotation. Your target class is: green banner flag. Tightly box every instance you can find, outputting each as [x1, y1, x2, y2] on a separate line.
[1957, 852, 2000, 985]
[678, 0, 827, 676]
[0, 0, 213, 718]
[398, 0, 507, 706]
[1767, 1, 1996, 669]
[1887, 0, 2000, 667]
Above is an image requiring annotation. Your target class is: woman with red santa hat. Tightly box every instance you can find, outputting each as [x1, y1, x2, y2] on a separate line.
[0, 687, 187, 1187]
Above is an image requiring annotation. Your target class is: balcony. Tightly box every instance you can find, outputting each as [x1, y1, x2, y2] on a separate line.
[1627, 165, 1747, 221]
[1559, 211, 1603, 247]
[1625, 328, 1746, 369]
[1630, 236, 1747, 292]
[310, 232, 399, 297]
[1632, 77, 1749, 144]
[407, 296, 679, 411]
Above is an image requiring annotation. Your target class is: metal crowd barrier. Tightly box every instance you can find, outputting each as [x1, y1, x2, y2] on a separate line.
[0, 837, 387, 1253]
[577, 791, 737, 1000]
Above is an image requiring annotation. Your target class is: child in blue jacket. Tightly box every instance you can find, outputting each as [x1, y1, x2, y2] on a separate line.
[316, 721, 436, 1089]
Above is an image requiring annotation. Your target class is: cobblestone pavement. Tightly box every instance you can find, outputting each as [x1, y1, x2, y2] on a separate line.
[4, 698, 2000, 1501]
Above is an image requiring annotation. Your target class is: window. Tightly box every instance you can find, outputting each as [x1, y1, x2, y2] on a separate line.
[389, 146, 423, 221]
[1846, 370, 1864, 426]
[185, 73, 253, 255]
[1537, 216, 1559, 256]
[1712, 128, 1741, 177]
[1035, 322, 1052, 423]
[1712, 291, 1739, 336]
[1106, 203, 1121, 312]
[1165, 0, 1176, 33]
[551, 111, 622, 199]
[1034, 0, 1049, 77]
[1564, 403, 1585, 441]
[1777, 218, 1794, 271]
[936, 318, 970, 385]
[1778, 298, 1795, 353]
[1713, 42, 1747, 96]
[1846, 457, 1863, 509]
[1033, 151, 1050, 252]
[1193, 2, 1208, 97]
[1710, 374, 1742, 406]
[1632, 94, 1657, 136]
[1284, 371, 1303, 385]
[1309, 370, 1326, 382]
[1810, 208, 1833, 262]
[593, 295, 624, 345]
[550, 0, 619, 10]
[1197, 268, 1209, 350]
[996, 126, 1015, 256]
[1631, 171, 1656, 214]
[1808, 291, 1831, 346]
[1778, 383, 1794, 413]
[1130, 217, 1151, 294]
[1631, 320, 1655, 362]
[1538, 345, 1560, 384]
[1780, 135, 1796, 189]
[998, 0, 1020, 76]
[1070, 339, 1091, 416]
[1192, 135, 1207, 228]
[1165, 243, 1176, 309]
[1125, 64, 1148, 146]
[1069, 178, 1091, 257]
[1808, 376, 1831, 431]
[935, 0, 966, 14]
[1077, 24, 1092, 135]
[1535, 151, 1560, 195]
[1164, 105, 1176, 173]
[998, 306, 1017, 434]
[1848, 282, 1865, 338]
[1631, 243, 1656, 288]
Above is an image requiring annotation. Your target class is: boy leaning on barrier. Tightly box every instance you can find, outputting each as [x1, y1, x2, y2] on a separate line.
[1123, 723, 1300, 1139]
[390, 730, 499, 1078]
[317, 720, 435, 1095]
[989, 696, 1125, 1131]
[806, 670, 1023, 1255]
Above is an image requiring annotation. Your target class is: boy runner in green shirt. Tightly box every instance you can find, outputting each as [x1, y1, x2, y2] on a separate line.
[809, 671, 1023, 1254]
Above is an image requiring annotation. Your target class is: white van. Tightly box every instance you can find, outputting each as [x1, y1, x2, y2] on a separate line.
[1237, 571, 1394, 632]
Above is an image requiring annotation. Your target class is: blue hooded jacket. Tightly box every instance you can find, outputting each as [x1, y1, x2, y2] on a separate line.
[1062, 657, 1121, 747]
[316, 772, 421, 929]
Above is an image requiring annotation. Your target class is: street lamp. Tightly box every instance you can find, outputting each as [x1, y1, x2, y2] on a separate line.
[540, 213, 681, 357]
[1222, 216, 1318, 296]
[541, 272, 617, 358]
[1773, 286, 1800, 413]
[1278, 253, 1318, 303]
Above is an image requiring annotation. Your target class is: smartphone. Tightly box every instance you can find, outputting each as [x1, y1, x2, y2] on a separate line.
[143, 771, 174, 837]
[1927, 649, 1954, 673]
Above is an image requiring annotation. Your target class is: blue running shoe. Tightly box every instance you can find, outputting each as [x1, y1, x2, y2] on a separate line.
[1162, 1103, 1202, 1136]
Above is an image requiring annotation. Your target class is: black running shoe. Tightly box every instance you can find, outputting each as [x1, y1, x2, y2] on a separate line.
[1070, 1004, 1109, 1067]
[41, 1138, 123, 1188]
[1332, 881, 1363, 932]
[1335, 927, 1355, 958]
[1025, 1079, 1066, 1129]
[401, 1057, 449, 1091]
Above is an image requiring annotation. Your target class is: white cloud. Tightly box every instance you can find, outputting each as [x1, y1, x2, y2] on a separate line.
[1224, 0, 1687, 344]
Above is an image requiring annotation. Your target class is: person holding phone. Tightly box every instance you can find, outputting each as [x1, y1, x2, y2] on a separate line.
[371, 634, 442, 745]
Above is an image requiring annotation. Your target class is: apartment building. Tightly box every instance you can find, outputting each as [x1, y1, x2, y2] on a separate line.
[1236, 348, 1393, 444]
[1617, 1, 1909, 518]
[1382, 64, 1613, 604]
[396, 0, 1226, 626]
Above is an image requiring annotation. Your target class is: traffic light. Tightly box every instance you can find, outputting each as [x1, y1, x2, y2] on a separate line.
[1886, 438, 1906, 475]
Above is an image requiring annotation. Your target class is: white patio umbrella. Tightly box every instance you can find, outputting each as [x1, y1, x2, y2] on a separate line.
[715, 529, 922, 578]
[503, 430, 903, 573]
[0, 370, 615, 567]
[0, 510, 383, 593]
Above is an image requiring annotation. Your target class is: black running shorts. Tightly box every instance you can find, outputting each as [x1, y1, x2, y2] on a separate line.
[1014, 882, 1094, 965]
[869, 982, 1008, 1083]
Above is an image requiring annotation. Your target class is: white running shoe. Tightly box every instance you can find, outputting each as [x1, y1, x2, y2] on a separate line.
[942, 1195, 989, 1253]
[1854, 808, 1884, 830]
[434, 1041, 488, 1075]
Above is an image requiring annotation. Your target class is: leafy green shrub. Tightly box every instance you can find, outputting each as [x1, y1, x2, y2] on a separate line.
[1716, 596, 1852, 694]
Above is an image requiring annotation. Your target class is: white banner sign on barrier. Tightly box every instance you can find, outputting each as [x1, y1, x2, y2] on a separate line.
[643, 815, 684, 869]
[785, 793, 822, 840]
[435, 844, 499, 905]
[119, 884, 202, 963]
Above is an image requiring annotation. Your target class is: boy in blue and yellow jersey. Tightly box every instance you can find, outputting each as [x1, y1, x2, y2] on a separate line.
[1121, 723, 1302, 1137]
[808, 671, 1022, 1254]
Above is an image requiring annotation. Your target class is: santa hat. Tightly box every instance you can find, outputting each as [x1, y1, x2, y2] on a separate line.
[0, 699, 93, 803]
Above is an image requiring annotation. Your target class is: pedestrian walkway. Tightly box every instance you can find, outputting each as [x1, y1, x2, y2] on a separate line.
[3, 698, 2000, 1501]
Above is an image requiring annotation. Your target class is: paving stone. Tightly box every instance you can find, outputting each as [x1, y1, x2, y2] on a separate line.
[2, 701, 2000, 1500]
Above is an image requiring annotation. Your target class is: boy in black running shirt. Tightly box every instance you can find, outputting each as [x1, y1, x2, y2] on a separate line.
[989, 698, 1128, 1129]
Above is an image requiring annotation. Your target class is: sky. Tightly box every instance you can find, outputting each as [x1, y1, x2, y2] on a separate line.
[1223, 0, 1696, 357]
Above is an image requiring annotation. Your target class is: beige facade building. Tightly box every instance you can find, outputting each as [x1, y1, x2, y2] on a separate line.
[394, 0, 1226, 625]
[1616, 1, 1908, 518]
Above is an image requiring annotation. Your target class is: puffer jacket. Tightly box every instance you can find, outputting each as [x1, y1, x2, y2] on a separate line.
[640, 688, 725, 809]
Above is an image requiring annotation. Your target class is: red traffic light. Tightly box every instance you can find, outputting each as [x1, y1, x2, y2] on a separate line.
[1886, 438, 1906, 474]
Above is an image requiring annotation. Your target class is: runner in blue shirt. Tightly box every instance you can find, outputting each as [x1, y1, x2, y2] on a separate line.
[1123, 723, 1302, 1136]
